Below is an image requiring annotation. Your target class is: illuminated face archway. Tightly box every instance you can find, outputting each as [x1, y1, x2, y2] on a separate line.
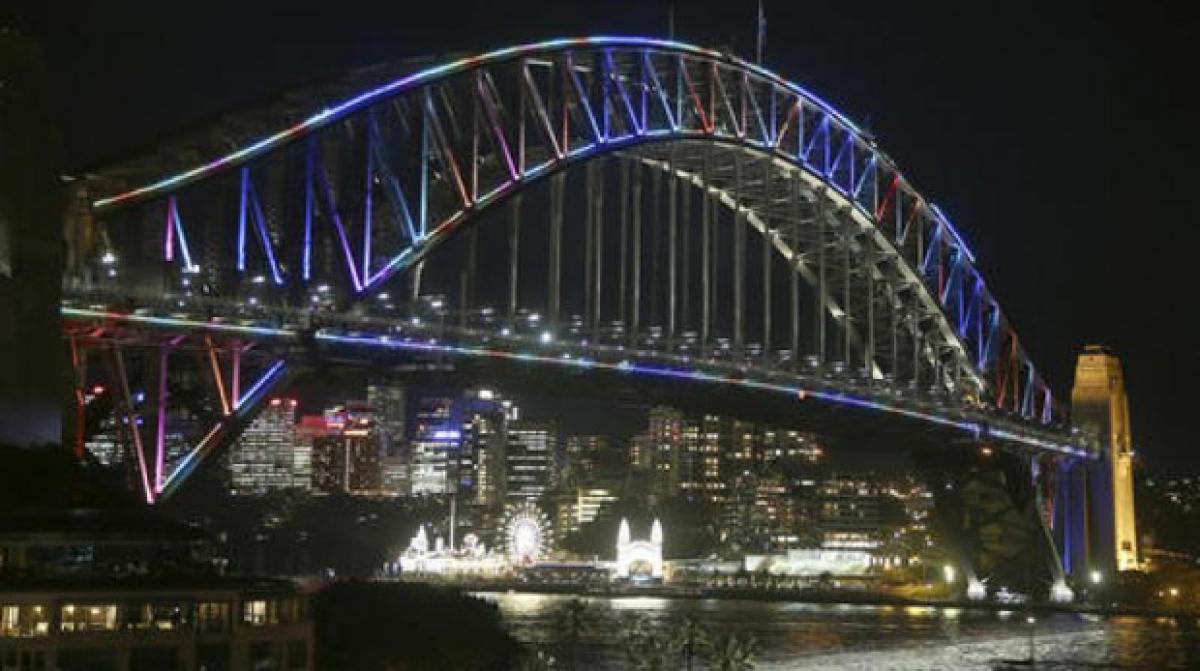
[615, 519, 663, 579]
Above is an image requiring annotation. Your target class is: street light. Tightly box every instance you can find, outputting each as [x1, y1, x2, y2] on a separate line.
[1089, 569, 1103, 586]
[943, 565, 956, 583]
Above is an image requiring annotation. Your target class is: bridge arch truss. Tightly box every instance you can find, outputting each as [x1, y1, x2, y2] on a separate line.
[66, 37, 1086, 500]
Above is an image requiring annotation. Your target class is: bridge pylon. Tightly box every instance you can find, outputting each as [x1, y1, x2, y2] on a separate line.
[1069, 345, 1140, 578]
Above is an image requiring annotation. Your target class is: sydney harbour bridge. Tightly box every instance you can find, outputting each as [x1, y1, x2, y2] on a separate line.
[58, 36, 1130, 595]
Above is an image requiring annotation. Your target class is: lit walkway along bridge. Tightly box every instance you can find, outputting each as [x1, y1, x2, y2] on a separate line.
[62, 36, 1111, 590]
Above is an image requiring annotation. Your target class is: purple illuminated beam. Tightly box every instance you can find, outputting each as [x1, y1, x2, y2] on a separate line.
[154, 345, 169, 493]
[316, 168, 364, 291]
[164, 197, 195, 270]
[158, 359, 286, 501]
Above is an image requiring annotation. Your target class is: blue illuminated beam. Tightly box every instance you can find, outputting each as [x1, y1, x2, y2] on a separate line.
[314, 332, 1089, 458]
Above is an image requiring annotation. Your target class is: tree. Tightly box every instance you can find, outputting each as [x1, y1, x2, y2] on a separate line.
[549, 598, 601, 671]
[704, 632, 761, 671]
[314, 581, 518, 670]
[671, 615, 709, 671]
[617, 612, 678, 671]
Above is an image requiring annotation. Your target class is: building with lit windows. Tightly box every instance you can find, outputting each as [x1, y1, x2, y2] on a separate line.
[678, 414, 730, 503]
[305, 403, 383, 496]
[818, 475, 884, 550]
[0, 509, 313, 671]
[380, 455, 410, 497]
[555, 486, 620, 534]
[646, 407, 684, 496]
[366, 382, 406, 456]
[410, 398, 459, 496]
[458, 389, 511, 505]
[228, 398, 310, 495]
[560, 435, 608, 488]
[506, 421, 556, 501]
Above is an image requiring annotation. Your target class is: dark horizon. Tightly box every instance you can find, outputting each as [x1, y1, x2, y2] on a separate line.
[9, 0, 1198, 470]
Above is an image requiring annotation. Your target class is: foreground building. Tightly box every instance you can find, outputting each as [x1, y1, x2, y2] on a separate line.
[0, 509, 313, 671]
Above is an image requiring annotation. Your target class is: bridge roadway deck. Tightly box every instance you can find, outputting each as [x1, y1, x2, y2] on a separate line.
[60, 289, 1092, 459]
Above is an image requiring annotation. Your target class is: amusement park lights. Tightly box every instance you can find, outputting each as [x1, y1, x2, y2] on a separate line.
[501, 501, 552, 566]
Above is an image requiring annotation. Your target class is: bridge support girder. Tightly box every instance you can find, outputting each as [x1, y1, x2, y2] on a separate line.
[64, 322, 289, 503]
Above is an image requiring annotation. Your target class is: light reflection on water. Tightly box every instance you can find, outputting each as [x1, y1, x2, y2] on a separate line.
[474, 591, 1200, 670]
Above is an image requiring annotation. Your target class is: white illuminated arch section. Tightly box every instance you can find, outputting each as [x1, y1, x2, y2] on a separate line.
[615, 518, 664, 579]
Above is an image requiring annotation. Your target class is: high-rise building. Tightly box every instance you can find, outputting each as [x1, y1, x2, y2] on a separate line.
[228, 398, 309, 495]
[678, 414, 730, 503]
[367, 382, 406, 455]
[305, 404, 382, 496]
[1072, 345, 1139, 573]
[84, 415, 123, 467]
[460, 389, 511, 506]
[342, 406, 383, 495]
[648, 407, 684, 496]
[561, 435, 608, 487]
[555, 486, 619, 534]
[629, 433, 653, 471]
[380, 455, 410, 497]
[817, 475, 883, 550]
[506, 420, 556, 501]
[410, 398, 459, 496]
[298, 415, 334, 493]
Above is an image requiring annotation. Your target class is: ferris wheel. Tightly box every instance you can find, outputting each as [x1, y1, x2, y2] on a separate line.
[501, 501, 552, 566]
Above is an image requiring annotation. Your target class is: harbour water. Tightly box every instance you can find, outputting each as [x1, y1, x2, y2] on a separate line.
[477, 591, 1200, 669]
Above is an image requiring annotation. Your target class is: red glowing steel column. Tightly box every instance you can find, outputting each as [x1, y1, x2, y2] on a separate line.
[110, 346, 154, 504]
[69, 338, 88, 459]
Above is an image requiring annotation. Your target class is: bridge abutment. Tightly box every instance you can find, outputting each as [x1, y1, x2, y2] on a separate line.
[0, 31, 66, 449]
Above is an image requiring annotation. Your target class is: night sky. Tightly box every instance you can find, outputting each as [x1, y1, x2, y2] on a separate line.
[10, 1, 1199, 470]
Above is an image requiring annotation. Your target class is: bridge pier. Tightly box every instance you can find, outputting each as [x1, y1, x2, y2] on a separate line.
[918, 445, 1065, 600]
[1053, 456, 1089, 579]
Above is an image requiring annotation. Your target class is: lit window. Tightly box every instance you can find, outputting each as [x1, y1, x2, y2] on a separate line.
[60, 604, 117, 632]
[243, 600, 268, 626]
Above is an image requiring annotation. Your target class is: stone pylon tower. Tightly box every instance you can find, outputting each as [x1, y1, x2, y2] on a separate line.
[1071, 346, 1139, 573]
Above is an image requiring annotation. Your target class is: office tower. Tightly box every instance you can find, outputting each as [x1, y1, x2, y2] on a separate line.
[228, 398, 307, 495]
[410, 398, 459, 495]
[367, 382, 406, 456]
[560, 435, 608, 487]
[555, 486, 619, 534]
[460, 389, 510, 506]
[678, 414, 730, 503]
[506, 420, 556, 501]
[380, 455, 410, 497]
[647, 406, 684, 496]
[817, 474, 884, 550]
[298, 415, 336, 494]
[305, 404, 382, 496]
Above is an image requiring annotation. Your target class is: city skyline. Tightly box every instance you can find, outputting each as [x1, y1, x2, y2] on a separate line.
[4, 4, 1200, 669]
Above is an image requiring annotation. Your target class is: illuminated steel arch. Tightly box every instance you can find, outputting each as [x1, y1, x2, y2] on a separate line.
[64, 36, 1087, 501]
